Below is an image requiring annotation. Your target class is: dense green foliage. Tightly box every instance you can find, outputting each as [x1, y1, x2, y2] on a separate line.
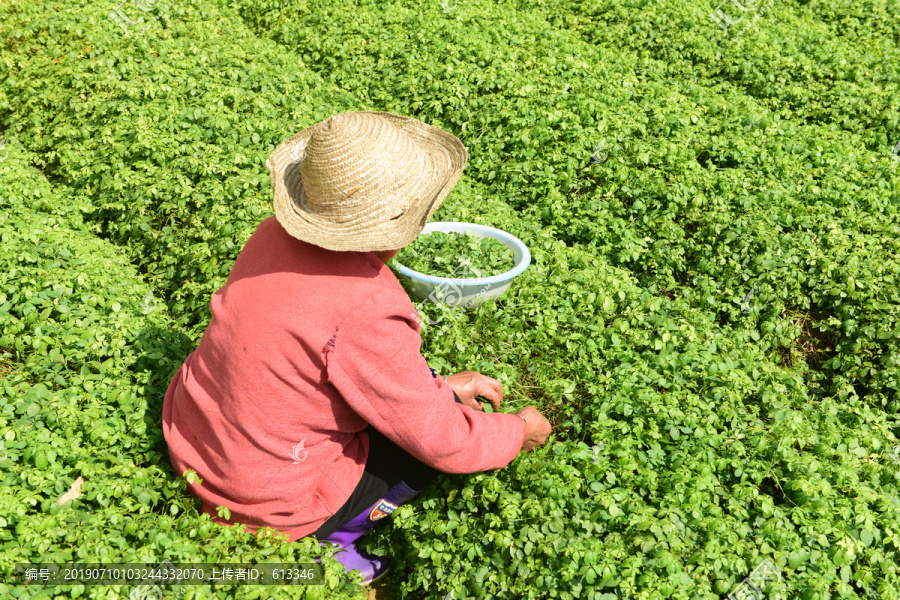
[0, 0, 362, 339]
[393, 230, 516, 278]
[2, 0, 900, 598]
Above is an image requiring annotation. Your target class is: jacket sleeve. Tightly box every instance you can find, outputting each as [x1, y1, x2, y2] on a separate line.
[323, 298, 525, 474]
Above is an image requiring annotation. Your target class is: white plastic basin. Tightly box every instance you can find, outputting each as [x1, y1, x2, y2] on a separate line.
[393, 222, 531, 308]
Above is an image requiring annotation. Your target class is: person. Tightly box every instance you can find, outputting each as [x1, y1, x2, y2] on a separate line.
[161, 111, 552, 584]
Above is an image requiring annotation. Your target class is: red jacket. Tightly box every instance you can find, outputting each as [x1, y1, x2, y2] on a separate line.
[162, 216, 526, 541]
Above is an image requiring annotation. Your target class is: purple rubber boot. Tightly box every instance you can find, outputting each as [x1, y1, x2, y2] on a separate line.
[325, 542, 390, 584]
[320, 481, 424, 584]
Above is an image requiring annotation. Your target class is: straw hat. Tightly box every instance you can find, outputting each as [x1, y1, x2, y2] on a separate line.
[267, 111, 468, 252]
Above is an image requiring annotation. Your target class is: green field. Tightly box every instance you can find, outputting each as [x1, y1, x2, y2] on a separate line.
[1, 0, 899, 598]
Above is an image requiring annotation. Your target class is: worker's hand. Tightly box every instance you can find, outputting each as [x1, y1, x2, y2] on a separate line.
[445, 371, 504, 411]
[516, 406, 552, 453]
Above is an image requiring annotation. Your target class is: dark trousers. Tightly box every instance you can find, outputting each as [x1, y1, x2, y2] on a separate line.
[309, 426, 441, 539]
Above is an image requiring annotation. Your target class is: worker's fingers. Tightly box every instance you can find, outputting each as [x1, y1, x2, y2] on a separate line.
[459, 395, 485, 411]
[476, 373, 503, 400]
[447, 371, 504, 411]
[474, 375, 503, 410]
[484, 375, 504, 402]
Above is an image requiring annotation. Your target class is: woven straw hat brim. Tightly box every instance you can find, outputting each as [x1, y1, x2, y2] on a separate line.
[267, 111, 468, 252]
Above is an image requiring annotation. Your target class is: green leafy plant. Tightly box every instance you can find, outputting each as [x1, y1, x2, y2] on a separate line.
[393, 230, 515, 278]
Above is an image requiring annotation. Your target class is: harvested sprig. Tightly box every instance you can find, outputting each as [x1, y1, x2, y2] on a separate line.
[393, 230, 515, 278]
